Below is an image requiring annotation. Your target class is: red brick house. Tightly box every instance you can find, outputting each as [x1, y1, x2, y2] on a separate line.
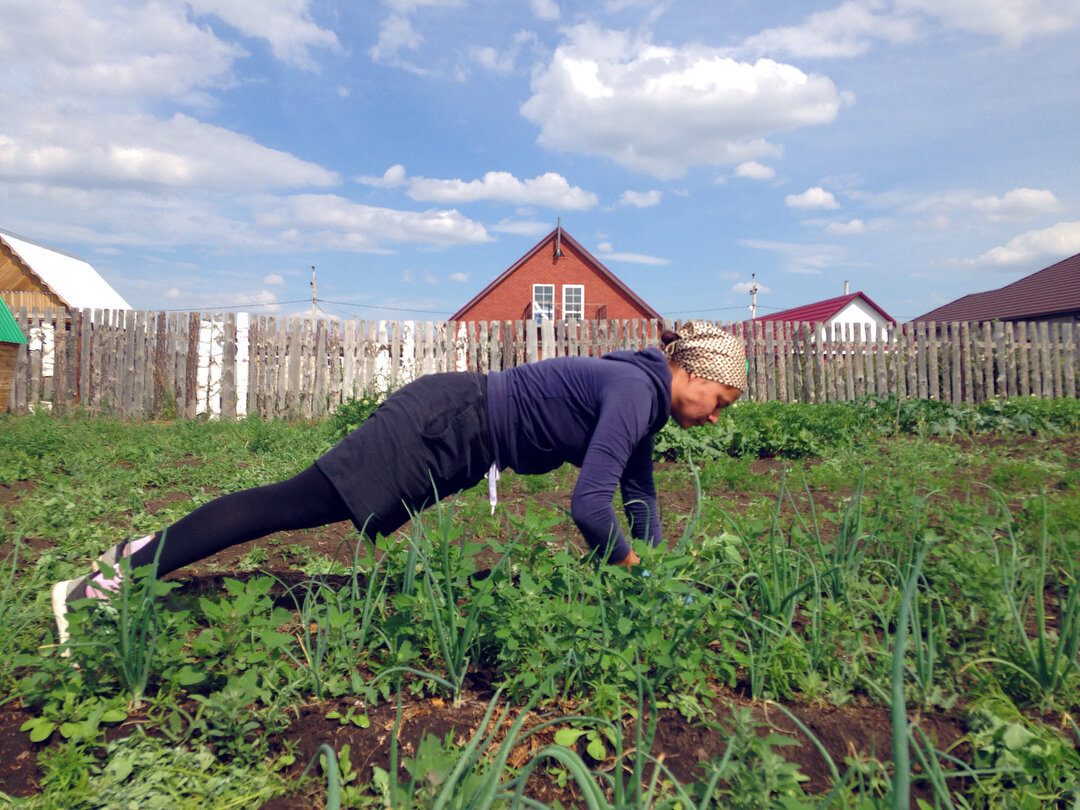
[451, 225, 661, 323]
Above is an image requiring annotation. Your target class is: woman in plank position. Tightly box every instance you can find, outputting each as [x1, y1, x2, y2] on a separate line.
[52, 321, 746, 646]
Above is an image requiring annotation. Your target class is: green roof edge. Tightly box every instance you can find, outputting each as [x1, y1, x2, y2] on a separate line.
[0, 299, 28, 344]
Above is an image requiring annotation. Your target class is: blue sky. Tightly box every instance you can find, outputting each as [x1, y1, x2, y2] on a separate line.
[1, 0, 1078, 323]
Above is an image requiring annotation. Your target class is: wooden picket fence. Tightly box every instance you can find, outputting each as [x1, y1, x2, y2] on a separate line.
[3, 307, 1077, 419]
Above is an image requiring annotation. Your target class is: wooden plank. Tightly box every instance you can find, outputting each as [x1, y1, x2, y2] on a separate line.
[222, 312, 237, 419]
[875, 325, 887, 397]
[78, 308, 92, 406]
[502, 320, 514, 370]
[388, 321, 400, 388]
[784, 321, 795, 402]
[765, 321, 777, 401]
[757, 321, 769, 402]
[477, 322, 490, 373]
[913, 321, 926, 400]
[924, 322, 938, 401]
[488, 321, 501, 371]
[1003, 321, 1016, 399]
[541, 318, 555, 359]
[313, 319, 328, 416]
[1016, 321, 1029, 397]
[285, 318, 301, 415]
[183, 313, 197, 418]
[1028, 321, 1043, 397]
[168, 312, 182, 418]
[811, 323, 824, 402]
[992, 320, 1006, 398]
[981, 322, 993, 402]
[948, 322, 961, 404]
[1051, 322, 1064, 397]
[1063, 322, 1076, 398]
[11, 307, 29, 412]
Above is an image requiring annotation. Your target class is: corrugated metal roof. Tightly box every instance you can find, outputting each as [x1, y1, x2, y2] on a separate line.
[0, 229, 131, 311]
[910, 251, 1080, 323]
[754, 291, 896, 325]
[0, 297, 28, 343]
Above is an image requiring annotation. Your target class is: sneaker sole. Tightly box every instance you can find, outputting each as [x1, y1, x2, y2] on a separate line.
[50, 579, 79, 653]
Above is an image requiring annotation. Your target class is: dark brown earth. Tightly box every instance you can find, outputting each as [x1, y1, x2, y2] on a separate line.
[1, 433, 1076, 806]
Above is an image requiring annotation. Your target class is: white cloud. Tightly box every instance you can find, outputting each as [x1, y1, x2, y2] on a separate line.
[521, 23, 844, 179]
[825, 219, 866, 234]
[787, 187, 840, 210]
[964, 220, 1080, 267]
[742, 238, 848, 274]
[384, 0, 465, 11]
[188, 0, 343, 70]
[735, 161, 776, 180]
[255, 193, 492, 249]
[490, 219, 552, 236]
[264, 273, 287, 286]
[530, 0, 561, 21]
[0, 108, 339, 190]
[360, 167, 598, 210]
[739, 1, 917, 59]
[449, 271, 469, 282]
[165, 287, 181, 299]
[594, 242, 669, 265]
[620, 189, 662, 207]
[971, 188, 1059, 220]
[369, 15, 426, 68]
[0, 0, 241, 102]
[357, 164, 410, 189]
[899, 0, 1080, 46]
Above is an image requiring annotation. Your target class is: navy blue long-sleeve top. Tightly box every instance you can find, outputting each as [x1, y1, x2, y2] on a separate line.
[485, 348, 672, 561]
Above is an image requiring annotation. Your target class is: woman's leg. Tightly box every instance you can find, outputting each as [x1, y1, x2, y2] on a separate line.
[51, 464, 353, 645]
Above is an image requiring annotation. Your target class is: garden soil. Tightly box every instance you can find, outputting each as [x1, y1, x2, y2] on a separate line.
[2, 434, 1074, 806]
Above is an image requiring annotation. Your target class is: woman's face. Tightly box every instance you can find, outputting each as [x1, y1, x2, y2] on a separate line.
[669, 371, 741, 429]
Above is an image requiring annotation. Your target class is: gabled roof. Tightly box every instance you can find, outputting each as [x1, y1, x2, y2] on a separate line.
[450, 227, 661, 321]
[0, 229, 131, 311]
[910, 251, 1080, 323]
[0, 297, 27, 344]
[755, 291, 896, 325]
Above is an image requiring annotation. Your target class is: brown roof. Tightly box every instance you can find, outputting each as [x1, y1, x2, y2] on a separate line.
[450, 227, 661, 321]
[910, 251, 1080, 323]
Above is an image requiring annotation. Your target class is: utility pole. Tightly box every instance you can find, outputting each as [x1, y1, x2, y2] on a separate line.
[749, 273, 759, 319]
[310, 265, 317, 322]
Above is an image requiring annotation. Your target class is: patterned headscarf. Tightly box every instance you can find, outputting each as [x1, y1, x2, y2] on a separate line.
[663, 321, 748, 391]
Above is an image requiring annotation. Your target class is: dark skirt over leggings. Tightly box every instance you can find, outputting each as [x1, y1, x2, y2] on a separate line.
[126, 372, 493, 578]
[315, 371, 494, 537]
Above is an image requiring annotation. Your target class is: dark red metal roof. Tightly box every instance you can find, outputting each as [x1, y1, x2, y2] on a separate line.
[754, 291, 896, 325]
[450, 227, 661, 321]
[910, 251, 1080, 323]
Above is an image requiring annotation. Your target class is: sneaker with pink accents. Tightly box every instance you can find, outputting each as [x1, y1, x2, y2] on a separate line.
[49, 535, 154, 651]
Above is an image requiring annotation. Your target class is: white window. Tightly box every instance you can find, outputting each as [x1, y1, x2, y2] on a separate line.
[532, 284, 554, 321]
[563, 284, 584, 320]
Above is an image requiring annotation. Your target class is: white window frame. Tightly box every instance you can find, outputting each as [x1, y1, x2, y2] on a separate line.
[562, 284, 584, 321]
[532, 283, 555, 321]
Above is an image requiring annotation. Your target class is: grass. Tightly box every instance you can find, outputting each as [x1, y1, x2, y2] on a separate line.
[1, 401, 1080, 807]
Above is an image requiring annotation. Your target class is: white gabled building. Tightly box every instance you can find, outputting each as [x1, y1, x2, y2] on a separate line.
[0, 229, 130, 313]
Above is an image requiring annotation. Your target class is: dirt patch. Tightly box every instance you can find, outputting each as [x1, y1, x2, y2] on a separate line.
[0, 683, 968, 806]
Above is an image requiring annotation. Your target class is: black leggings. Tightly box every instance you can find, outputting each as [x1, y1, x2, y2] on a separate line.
[128, 465, 352, 577]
